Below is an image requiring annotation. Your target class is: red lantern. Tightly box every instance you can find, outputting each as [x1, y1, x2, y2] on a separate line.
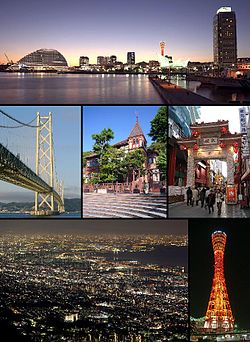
[193, 143, 199, 151]
[192, 130, 199, 138]
[220, 127, 228, 134]
[233, 142, 239, 154]
[219, 142, 226, 148]
[180, 145, 187, 150]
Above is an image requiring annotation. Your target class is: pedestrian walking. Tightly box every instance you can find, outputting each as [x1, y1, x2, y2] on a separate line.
[186, 187, 193, 206]
[192, 188, 199, 206]
[217, 190, 224, 216]
[208, 190, 216, 214]
[200, 187, 206, 208]
[205, 187, 210, 209]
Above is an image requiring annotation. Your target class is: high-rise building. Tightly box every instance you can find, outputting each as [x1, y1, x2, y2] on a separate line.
[97, 56, 106, 66]
[127, 52, 135, 65]
[204, 231, 234, 333]
[109, 55, 117, 65]
[79, 56, 89, 66]
[213, 7, 237, 68]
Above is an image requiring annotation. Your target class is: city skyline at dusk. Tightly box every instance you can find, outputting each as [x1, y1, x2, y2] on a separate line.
[1, 0, 250, 66]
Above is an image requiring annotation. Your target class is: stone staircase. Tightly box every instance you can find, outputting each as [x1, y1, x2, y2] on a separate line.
[83, 193, 167, 218]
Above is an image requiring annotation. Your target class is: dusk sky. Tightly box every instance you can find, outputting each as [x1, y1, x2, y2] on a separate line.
[0, 106, 81, 202]
[0, 219, 188, 235]
[84, 106, 161, 152]
[1, 0, 249, 66]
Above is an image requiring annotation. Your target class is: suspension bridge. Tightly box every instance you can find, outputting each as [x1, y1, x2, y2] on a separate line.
[0, 109, 64, 215]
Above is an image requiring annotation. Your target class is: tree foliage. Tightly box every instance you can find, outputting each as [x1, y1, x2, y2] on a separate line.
[149, 106, 167, 144]
[99, 147, 125, 182]
[149, 142, 166, 181]
[122, 149, 146, 179]
[92, 128, 114, 155]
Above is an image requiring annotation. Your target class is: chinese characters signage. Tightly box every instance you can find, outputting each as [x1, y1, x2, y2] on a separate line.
[201, 137, 218, 145]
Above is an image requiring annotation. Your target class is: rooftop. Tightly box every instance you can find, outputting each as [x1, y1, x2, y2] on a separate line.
[129, 114, 145, 138]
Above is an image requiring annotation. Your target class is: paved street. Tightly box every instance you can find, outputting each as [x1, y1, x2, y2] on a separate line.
[169, 201, 250, 218]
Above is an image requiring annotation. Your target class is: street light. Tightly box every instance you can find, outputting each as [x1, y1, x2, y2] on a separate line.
[165, 55, 173, 82]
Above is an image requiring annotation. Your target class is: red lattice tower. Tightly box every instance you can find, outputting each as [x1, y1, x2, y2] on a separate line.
[160, 41, 166, 57]
[204, 231, 234, 333]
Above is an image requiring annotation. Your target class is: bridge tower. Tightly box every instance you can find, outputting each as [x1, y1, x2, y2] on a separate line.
[204, 231, 234, 333]
[34, 112, 64, 214]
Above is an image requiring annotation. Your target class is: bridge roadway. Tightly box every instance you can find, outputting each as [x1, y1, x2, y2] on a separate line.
[0, 143, 62, 205]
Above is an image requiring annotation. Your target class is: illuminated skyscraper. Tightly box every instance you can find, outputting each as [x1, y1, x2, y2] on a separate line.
[127, 52, 135, 65]
[213, 7, 237, 68]
[204, 231, 234, 333]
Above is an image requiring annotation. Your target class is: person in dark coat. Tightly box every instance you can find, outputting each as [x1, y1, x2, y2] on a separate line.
[186, 187, 193, 206]
[200, 187, 206, 208]
[208, 190, 216, 214]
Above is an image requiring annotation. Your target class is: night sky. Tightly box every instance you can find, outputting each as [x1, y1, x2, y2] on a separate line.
[1, 0, 249, 65]
[0, 219, 187, 235]
[190, 218, 250, 330]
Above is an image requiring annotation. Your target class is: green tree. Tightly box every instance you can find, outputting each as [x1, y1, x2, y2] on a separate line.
[122, 149, 146, 180]
[149, 106, 167, 144]
[149, 142, 167, 181]
[92, 128, 114, 155]
[99, 147, 125, 182]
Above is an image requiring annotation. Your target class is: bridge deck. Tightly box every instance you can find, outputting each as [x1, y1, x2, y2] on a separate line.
[0, 143, 62, 204]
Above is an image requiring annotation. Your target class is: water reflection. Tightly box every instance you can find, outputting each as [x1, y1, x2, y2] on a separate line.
[171, 75, 250, 103]
[0, 73, 163, 104]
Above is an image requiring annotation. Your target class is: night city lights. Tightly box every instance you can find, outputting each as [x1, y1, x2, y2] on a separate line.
[0, 220, 188, 341]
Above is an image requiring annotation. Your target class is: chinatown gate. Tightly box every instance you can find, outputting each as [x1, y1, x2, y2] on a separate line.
[177, 121, 242, 204]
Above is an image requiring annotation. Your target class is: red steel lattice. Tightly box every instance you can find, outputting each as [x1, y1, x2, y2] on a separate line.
[204, 231, 234, 333]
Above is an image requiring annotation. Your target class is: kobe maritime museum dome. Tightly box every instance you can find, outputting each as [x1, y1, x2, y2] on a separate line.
[16, 48, 68, 70]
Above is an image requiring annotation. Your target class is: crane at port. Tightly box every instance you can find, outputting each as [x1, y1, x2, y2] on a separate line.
[4, 53, 13, 65]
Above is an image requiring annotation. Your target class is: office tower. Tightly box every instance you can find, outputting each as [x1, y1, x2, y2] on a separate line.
[127, 52, 135, 65]
[213, 7, 237, 68]
[204, 231, 234, 332]
[109, 55, 117, 65]
[79, 56, 89, 66]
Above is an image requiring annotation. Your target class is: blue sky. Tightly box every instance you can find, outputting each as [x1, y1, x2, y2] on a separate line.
[0, 106, 81, 202]
[83, 106, 161, 151]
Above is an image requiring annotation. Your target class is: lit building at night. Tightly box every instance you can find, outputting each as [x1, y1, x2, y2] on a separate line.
[97, 56, 108, 66]
[127, 52, 135, 65]
[204, 231, 234, 333]
[109, 55, 117, 65]
[14, 48, 68, 71]
[79, 56, 89, 66]
[213, 7, 237, 68]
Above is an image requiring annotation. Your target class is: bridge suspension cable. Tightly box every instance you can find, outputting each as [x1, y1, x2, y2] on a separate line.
[0, 109, 49, 128]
